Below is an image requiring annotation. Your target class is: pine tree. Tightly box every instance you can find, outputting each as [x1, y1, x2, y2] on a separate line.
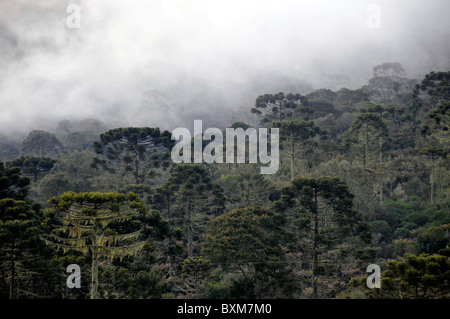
[8, 156, 56, 182]
[275, 177, 361, 298]
[273, 120, 321, 180]
[163, 164, 225, 257]
[43, 191, 146, 299]
[419, 146, 447, 204]
[0, 198, 41, 299]
[92, 127, 173, 184]
[22, 130, 63, 158]
[251, 92, 305, 124]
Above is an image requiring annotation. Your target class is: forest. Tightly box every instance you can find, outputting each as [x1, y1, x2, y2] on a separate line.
[0, 63, 449, 299]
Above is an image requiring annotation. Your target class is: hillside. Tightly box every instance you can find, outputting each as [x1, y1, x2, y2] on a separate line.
[0, 63, 449, 299]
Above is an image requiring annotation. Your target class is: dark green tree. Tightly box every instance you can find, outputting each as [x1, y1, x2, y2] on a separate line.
[163, 164, 225, 257]
[251, 92, 305, 124]
[0, 198, 41, 298]
[8, 156, 56, 182]
[419, 146, 447, 204]
[202, 206, 297, 298]
[273, 120, 321, 179]
[275, 177, 361, 298]
[351, 253, 450, 299]
[0, 162, 30, 201]
[92, 127, 173, 184]
[345, 112, 387, 168]
[43, 191, 146, 299]
[412, 71, 450, 112]
[178, 256, 213, 298]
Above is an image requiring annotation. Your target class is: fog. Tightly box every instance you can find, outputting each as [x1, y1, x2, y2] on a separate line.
[0, 0, 449, 136]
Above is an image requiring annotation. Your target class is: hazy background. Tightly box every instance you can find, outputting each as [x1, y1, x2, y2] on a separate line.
[1, 0, 449, 136]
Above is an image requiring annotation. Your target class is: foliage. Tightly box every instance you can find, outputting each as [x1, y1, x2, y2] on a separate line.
[0, 67, 449, 299]
[43, 191, 147, 299]
[351, 254, 450, 299]
[22, 130, 63, 158]
[92, 127, 173, 184]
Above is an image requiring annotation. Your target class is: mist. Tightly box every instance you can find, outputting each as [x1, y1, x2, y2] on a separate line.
[1, 0, 449, 137]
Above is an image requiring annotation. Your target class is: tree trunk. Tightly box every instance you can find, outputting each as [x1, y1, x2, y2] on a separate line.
[9, 241, 15, 299]
[187, 200, 193, 257]
[312, 189, 319, 298]
[167, 200, 171, 228]
[379, 127, 383, 164]
[290, 133, 295, 180]
[134, 146, 140, 184]
[91, 224, 99, 299]
[430, 157, 435, 205]
[364, 124, 369, 168]
[33, 163, 38, 182]
[246, 180, 250, 207]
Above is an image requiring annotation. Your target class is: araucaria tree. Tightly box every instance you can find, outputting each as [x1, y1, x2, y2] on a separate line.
[43, 191, 146, 299]
[419, 146, 447, 204]
[22, 130, 62, 158]
[251, 92, 306, 124]
[163, 164, 225, 257]
[345, 111, 387, 168]
[273, 120, 321, 180]
[92, 127, 173, 184]
[275, 177, 361, 298]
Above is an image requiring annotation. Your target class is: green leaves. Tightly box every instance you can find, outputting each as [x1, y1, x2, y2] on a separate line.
[251, 92, 304, 123]
[92, 127, 174, 183]
[383, 253, 450, 298]
[0, 162, 30, 200]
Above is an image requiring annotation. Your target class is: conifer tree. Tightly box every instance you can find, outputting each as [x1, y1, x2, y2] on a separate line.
[92, 127, 173, 184]
[273, 120, 321, 180]
[163, 164, 225, 257]
[43, 191, 146, 299]
[275, 177, 361, 298]
[419, 146, 447, 204]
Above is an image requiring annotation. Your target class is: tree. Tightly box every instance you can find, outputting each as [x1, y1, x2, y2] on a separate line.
[8, 156, 56, 182]
[43, 191, 146, 299]
[0, 198, 41, 299]
[275, 177, 361, 298]
[22, 130, 62, 158]
[345, 111, 387, 168]
[417, 227, 448, 254]
[63, 131, 98, 152]
[92, 127, 173, 184]
[351, 253, 450, 298]
[202, 206, 297, 298]
[0, 135, 20, 162]
[224, 165, 276, 209]
[251, 92, 305, 124]
[273, 120, 321, 180]
[419, 146, 447, 204]
[412, 71, 450, 112]
[163, 164, 225, 257]
[178, 256, 212, 298]
[0, 162, 30, 201]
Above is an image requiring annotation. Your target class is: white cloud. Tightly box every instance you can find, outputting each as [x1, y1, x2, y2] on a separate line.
[0, 0, 449, 134]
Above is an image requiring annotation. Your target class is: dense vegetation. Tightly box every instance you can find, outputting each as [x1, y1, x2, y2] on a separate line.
[0, 64, 448, 299]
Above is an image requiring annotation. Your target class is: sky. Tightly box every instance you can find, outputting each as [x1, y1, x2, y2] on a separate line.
[0, 0, 449, 136]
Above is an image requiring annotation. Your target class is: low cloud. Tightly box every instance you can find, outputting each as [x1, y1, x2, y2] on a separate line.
[0, 0, 449, 136]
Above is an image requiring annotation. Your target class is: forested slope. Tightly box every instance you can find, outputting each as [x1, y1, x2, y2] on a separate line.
[0, 64, 448, 299]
